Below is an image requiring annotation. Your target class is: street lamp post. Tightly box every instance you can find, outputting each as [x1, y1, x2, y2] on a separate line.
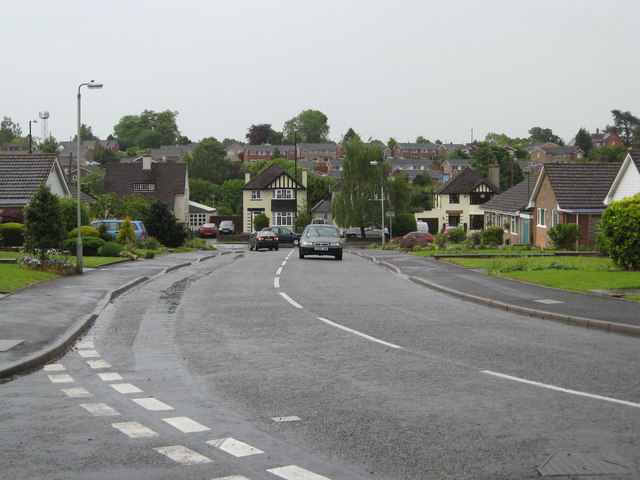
[28, 120, 38, 153]
[370, 158, 385, 248]
[76, 80, 103, 274]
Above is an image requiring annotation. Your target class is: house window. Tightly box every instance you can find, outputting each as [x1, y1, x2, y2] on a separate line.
[274, 189, 293, 199]
[552, 209, 560, 227]
[470, 214, 484, 230]
[133, 183, 156, 191]
[251, 190, 261, 200]
[449, 194, 460, 204]
[510, 215, 518, 235]
[273, 211, 293, 226]
[537, 208, 547, 227]
[470, 192, 490, 205]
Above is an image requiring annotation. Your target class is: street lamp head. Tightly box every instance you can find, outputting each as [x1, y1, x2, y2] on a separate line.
[87, 81, 103, 89]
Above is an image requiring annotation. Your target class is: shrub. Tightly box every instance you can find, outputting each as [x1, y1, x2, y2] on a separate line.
[600, 193, 640, 270]
[253, 213, 270, 231]
[98, 241, 124, 257]
[96, 222, 111, 241]
[63, 236, 106, 256]
[139, 236, 162, 250]
[186, 237, 206, 249]
[144, 251, 155, 259]
[393, 213, 417, 237]
[548, 223, 580, 250]
[59, 197, 90, 233]
[144, 201, 188, 248]
[23, 184, 66, 260]
[447, 228, 467, 243]
[69, 225, 100, 238]
[434, 232, 447, 248]
[481, 226, 504, 246]
[116, 216, 136, 245]
[0, 222, 25, 246]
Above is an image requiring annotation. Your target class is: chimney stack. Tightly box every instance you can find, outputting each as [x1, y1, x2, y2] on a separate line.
[142, 154, 152, 170]
[488, 165, 500, 187]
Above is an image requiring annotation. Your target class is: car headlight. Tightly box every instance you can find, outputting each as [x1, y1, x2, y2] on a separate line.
[301, 241, 313, 247]
[330, 242, 342, 247]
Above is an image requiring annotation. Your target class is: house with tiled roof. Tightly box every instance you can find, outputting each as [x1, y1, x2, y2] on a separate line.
[392, 142, 438, 159]
[0, 153, 71, 218]
[530, 145, 585, 163]
[528, 163, 621, 248]
[415, 166, 501, 233]
[480, 172, 540, 245]
[568, 129, 622, 148]
[298, 142, 343, 162]
[604, 151, 640, 205]
[148, 144, 197, 162]
[242, 163, 307, 233]
[242, 144, 297, 163]
[57, 139, 120, 166]
[104, 154, 189, 222]
[311, 199, 333, 224]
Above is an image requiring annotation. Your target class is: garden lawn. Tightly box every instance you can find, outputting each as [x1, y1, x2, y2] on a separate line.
[0, 264, 56, 292]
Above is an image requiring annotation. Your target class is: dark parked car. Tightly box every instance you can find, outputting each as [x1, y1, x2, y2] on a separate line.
[299, 225, 343, 260]
[198, 223, 218, 238]
[262, 226, 301, 245]
[402, 231, 435, 243]
[249, 230, 279, 251]
[219, 220, 235, 235]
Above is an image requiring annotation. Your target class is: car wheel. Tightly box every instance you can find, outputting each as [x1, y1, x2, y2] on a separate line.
[255, 245, 260, 251]
[293, 238, 299, 246]
[299, 250, 305, 259]
[335, 254, 343, 260]
[275, 246, 279, 250]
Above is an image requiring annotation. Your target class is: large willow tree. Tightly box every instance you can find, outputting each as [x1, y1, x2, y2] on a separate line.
[332, 138, 386, 237]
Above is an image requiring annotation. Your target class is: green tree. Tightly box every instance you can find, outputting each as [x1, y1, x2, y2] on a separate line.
[608, 109, 640, 147]
[73, 123, 98, 141]
[22, 184, 65, 260]
[416, 136, 430, 143]
[574, 128, 593, 157]
[211, 179, 244, 215]
[0, 116, 22, 143]
[144, 201, 188, 247]
[587, 144, 628, 163]
[38, 135, 59, 153]
[189, 178, 216, 205]
[221, 138, 241, 148]
[410, 171, 435, 211]
[306, 173, 336, 210]
[471, 143, 523, 190]
[600, 193, 640, 270]
[253, 213, 269, 231]
[184, 137, 233, 184]
[283, 109, 330, 143]
[90, 192, 124, 219]
[332, 138, 384, 236]
[81, 171, 105, 196]
[387, 137, 397, 150]
[93, 147, 119, 165]
[122, 194, 152, 221]
[528, 127, 564, 145]
[386, 173, 412, 215]
[58, 197, 91, 233]
[246, 124, 273, 144]
[342, 128, 359, 143]
[266, 129, 284, 145]
[113, 110, 180, 150]
[116, 216, 136, 245]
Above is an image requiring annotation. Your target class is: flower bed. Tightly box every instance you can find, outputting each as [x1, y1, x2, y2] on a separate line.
[17, 256, 76, 275]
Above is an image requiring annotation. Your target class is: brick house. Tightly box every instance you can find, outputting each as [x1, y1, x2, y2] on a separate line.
[530, 145, 585, 163]
[57, 139, 120, 166]
[104, 155, 189, 222]
[528, 163, 621, 248]
[242, 163, 307, 233]
[393, 142, 438, 159]
[242, 144, 297, 163]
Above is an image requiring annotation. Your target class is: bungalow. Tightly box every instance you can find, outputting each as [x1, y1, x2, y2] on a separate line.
[104, 154, 189, 222]
[0, 153, 71, 219]
[528, 163, 621, 248]
[242, 163, 307, 233]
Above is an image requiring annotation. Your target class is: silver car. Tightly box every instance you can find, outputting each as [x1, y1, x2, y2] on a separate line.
[299, 225, 343, 260]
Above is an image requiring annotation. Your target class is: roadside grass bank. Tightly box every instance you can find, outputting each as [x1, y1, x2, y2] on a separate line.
[440, 255, 640, 299]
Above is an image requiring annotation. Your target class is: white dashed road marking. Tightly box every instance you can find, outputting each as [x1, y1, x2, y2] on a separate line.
[272, 416, 302, 423]
[483, 370, 640, 409]
[534, 299, 564, 304]
[267, 465, 331, 480]
[61, 387, 93, 398]
[78, 349, 100, 358]
[154, 445, 213, 465]
[211, 476, 251, 480]
[43, 363, 65, 371]
[48, 374, 74, 383]
[274, 277, 280, 288]
[162, 416, 210, 433]
[133, 397, 174, 411]
[80, 402, 120, 416]
[110, 383, 143, 394]
[111, 421, 158, 438]
[207, 437, 264, 457]
[279, 292, 303, 309]
[317, 317, 402, 349]
[87, 359, 111, 369]
[75, 341, 95, 349]
[97, 372, 123, 381]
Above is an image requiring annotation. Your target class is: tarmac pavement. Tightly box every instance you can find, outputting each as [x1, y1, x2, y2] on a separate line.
[1, 246, 638, 381]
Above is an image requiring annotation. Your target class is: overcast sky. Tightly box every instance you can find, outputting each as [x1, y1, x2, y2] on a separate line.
[4, 0, 639, 146]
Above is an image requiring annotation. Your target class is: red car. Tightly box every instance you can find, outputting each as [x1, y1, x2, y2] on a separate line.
[402, 231, 435, 243]
[198, 223, 218, 238]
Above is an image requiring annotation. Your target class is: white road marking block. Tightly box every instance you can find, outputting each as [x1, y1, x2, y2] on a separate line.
[111, 421, 158, 438]
[43, 363, 65, 371]
[80, 402, 120, 416]
[133, 397, 174, 411]
[317, 317, 402, 349]
[266, 465, 331, 480]
[483, 370, 640, 409]
[154, 445, 213, 465]
[110, 383, 143, 394]
[97, 372, 123, 381]
[61, 387, 92, 398]
[211, 476, 251, 480]
[272, 416, 302, 423]
[87, 359, 111, 369]
[48, 374, 74, 383]
[162, 416, 210, 433]
[276, 267, 283, 275]
[274, 277, 280, 288]
[207, 437, 264, 457]
[78, 349, 100, 358]
[534, 299, 564, 304]
[279, 292, 303, 309]
[75, 341, 94, 349]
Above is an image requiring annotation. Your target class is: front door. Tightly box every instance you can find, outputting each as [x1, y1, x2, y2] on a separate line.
[522, 218, 529, 244]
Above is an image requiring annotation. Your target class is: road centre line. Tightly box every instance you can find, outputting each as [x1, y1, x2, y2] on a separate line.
[277, 267, 283, 275]
[482, 370, 640, 409]
[274, 277, 280, 288]
[280, 292, 303, 309]
[317, 317, 402, 349]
